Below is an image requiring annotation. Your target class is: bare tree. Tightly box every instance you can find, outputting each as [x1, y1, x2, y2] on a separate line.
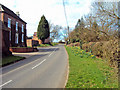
[84, 2, 119, 40]
[50, 25, 62, 42]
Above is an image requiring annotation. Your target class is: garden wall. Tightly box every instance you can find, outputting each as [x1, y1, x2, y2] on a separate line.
[9, 47, 38, 53]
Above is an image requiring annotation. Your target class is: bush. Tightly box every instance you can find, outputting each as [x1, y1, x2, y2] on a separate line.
[38, 44, 51, 47]
[37, 43, 58, 47]
[82, 40, 119, 68]
[51, 42, 58, 46]
[70, 39, 76, 43]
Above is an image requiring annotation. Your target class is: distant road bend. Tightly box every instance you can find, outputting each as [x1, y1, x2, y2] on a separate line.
[1, 44, 68, 88]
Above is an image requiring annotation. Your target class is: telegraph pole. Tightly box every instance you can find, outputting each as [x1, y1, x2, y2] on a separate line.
[63, 0, 69, 43]
[67, 26, 69, 41]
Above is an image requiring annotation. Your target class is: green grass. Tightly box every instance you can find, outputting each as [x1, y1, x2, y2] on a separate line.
[65, 46, 118, 88]
[51, 42, 59, 46]
[37, 44, 51, 47]
[1, 55, 25, 67]
[37, 43, 58, 47]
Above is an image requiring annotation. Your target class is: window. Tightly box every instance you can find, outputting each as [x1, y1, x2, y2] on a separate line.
[22, 34, 24, 42]
[8, 18, 11, 28]
[22, 24, 24, 32]
[16, 22, 18, 31]
[9, 31, 11, 41]
[15, 33, 18, 44]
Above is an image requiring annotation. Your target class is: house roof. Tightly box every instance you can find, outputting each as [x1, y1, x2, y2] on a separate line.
[33, 32, 37, 36]
[0, 4, 27, 24]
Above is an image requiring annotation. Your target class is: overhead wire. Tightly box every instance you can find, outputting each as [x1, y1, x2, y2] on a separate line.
[62, 0, 69, 41]
[63, 0, 69, 27]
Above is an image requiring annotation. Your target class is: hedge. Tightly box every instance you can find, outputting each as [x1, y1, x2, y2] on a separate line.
[82, 39, 119, 68]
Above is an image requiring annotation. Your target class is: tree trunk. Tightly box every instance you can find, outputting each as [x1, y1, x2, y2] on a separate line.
[41, 39, 45, 44]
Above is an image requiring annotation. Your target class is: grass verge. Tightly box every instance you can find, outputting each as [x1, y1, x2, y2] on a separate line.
[38, 44, 51, 47]
[65, 46, 118, 88]
[51, 42, 59, 46]
[37, 43, 58, 47]
[1, 55, 25, 67]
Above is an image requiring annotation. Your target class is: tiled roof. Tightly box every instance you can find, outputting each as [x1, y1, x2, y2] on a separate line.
[0, 4, 27, 24]
[33, 32, 37, 36]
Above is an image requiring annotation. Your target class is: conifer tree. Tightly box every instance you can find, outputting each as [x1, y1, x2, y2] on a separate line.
[37, 15, 50, 43]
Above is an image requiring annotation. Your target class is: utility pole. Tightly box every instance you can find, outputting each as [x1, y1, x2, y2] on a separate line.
[67, 26, 69, 41]
[63, 0, 69, 43]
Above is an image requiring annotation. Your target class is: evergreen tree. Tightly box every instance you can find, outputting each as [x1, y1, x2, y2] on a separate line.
[75, 17, 85, 28]
[37, 15, 50, 43]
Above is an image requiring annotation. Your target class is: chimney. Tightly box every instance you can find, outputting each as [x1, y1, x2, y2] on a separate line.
[16, 11, 20, 17]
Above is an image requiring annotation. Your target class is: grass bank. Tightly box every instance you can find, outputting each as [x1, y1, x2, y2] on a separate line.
[1, 55, 25, 67]
[65, 46, 118, 88]
[37, 43, 58, 47]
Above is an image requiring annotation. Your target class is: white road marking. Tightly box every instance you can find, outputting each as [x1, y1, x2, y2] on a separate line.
[48, 48, 57, 57]
[0, 80, 12, 87]
[2, 47, 58, 76]
[2, 57, 44, 76]
[32, 59, 46, 69]
[48, 52, 53, 57]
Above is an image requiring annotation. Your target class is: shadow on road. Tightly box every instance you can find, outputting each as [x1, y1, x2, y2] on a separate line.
[38, 47, 59, 52]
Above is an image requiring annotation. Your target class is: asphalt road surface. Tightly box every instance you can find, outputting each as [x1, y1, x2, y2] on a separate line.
[0, 44, 68, 88]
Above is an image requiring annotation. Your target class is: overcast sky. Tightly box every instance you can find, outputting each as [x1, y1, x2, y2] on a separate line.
[0, 0, 93, 36]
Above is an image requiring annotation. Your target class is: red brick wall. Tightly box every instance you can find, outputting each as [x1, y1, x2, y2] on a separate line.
[2, 13, 27, 47]
[2, 29, 12, 56]
[9, 47, 38, 53]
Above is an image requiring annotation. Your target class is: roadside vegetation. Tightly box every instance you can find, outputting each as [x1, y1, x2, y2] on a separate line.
[51, 42, 59, 46]
[37, 15, 50, 44]
[37, 44, 51, 47]
[66, 2, 119, 69]
[1, 55, 25, 67]
[37, 43, 58, 47]
[65, 46, 118, 88]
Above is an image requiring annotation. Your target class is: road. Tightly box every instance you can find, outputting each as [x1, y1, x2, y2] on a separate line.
[0, 44, 68, 88]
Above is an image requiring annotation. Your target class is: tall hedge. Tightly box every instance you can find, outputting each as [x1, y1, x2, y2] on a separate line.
[82, 40, 119, 68]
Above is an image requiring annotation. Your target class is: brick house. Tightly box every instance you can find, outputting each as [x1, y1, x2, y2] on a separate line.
[0, 4, 27, 56]
[27, 32, 50, 47]
[33, 32, 50, 44]
[33, 32, 42, 44]
[0, 20, 12, 56]
[0, 4, 27, 48]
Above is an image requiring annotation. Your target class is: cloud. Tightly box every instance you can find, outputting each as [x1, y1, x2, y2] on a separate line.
[0, 0, 93, 36]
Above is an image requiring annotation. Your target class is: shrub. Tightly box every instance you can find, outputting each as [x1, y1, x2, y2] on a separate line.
[82, 40, 119, 68]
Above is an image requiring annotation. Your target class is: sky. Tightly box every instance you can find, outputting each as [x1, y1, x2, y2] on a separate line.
[0, 0, 93, 40]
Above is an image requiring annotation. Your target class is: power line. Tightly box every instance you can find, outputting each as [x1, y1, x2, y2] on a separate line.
[63, 0, 69, 27]
[63, 0, 69, 41]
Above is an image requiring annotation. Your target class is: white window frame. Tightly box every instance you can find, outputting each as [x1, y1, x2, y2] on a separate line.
[22, 24, 24, 32]
[15, 33, 18, 44]
[16, 22, 18, 31]
[8, 18, 11, 28]
[22, 34, 24, 42]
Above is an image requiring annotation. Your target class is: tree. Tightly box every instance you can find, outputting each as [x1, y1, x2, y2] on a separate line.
[90, 2, 119, 40]
[50, 25, 62, 42]
[37, 15, 50, 43]
[75, 17, 85, 29]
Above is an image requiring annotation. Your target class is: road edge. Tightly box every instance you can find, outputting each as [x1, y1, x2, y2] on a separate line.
[64, 45, 69, 88]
